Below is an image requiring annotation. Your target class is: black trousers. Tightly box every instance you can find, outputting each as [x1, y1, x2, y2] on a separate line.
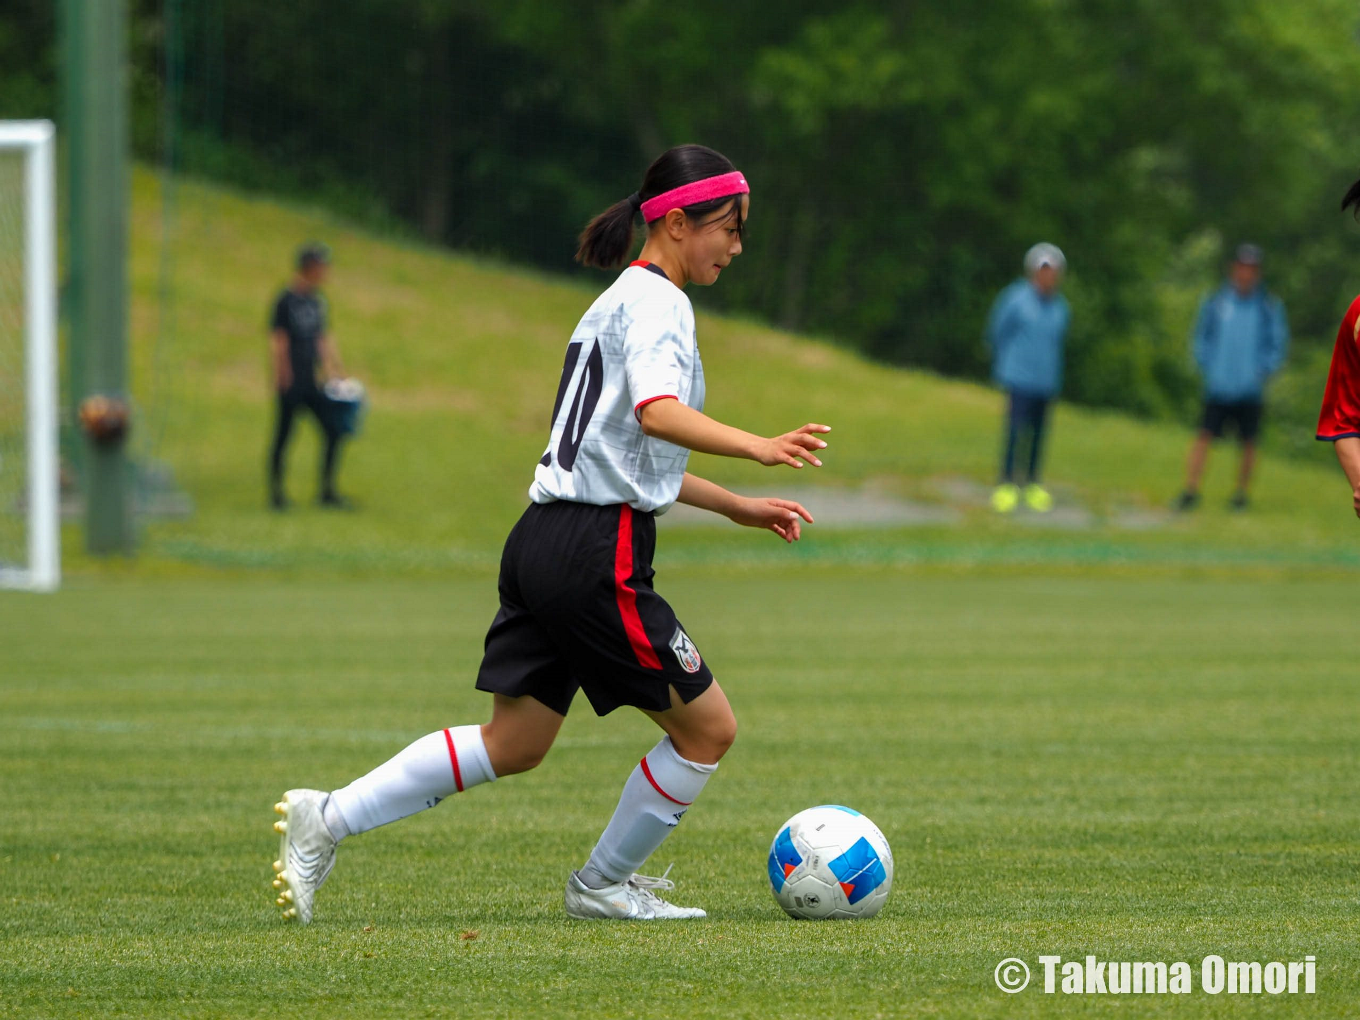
[269, 386, 344, 498]
[1000, 389, 1051, 485]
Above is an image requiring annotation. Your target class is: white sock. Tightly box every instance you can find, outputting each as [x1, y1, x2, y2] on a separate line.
[328, 725, 495, 837]
[578, 736, 717, 888]
[321, 794, 351, 841]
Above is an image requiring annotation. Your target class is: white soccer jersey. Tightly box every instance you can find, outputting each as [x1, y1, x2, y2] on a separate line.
[529, 262, 705, 513]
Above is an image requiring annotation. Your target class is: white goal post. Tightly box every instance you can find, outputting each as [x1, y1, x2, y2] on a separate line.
[0, 120, 59, 592]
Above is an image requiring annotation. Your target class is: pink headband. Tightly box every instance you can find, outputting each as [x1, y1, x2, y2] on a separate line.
[640, 171, 749, 223]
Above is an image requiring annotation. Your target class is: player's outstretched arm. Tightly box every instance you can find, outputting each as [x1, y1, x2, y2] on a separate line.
[677, 473, 814, 543]
[639, 398, 829, 468]
[1334, 437, 1360, 519]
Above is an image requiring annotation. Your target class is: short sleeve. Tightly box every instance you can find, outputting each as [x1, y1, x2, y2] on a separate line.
[270, 293, 288, 332]
[623, 311, 691, 421]
[1317, 299, 1360, 441]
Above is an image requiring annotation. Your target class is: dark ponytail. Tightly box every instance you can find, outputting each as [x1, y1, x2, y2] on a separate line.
[1343, 174, 1360, 218]
[575, 194, 643, 270]
[575, 144, 744, 269]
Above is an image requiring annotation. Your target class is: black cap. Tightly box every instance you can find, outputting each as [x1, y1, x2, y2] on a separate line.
[297, 242, 332, 270]
[1234, 243, 1262, 266]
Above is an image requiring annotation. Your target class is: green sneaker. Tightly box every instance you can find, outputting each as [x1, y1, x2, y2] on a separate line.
[991, 484, 1020, 514]
[1023, 484, 1053, 513]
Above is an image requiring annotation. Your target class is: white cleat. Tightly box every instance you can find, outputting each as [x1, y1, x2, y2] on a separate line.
[270, 789, 337, 924]
[564, 867, 706, 920]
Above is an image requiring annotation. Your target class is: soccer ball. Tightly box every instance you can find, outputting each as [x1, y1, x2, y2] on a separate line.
[767, 805, 893, 919]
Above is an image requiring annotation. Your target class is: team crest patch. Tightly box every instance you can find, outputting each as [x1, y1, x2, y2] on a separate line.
[669, 627, 702, 673]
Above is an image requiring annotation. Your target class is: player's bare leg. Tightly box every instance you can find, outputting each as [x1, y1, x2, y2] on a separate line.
[1177, 430, 1212, 510]
[1231, 441, 1257, 509]
[642, 680, 737, 766]
[480, 693, 565, 776]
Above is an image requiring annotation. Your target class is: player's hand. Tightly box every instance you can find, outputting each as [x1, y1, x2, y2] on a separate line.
[277, 367, 293, 392]
[727, 496, 814, 543]
[754, 424, 831, 469]
[1352, 484, 1360, 519]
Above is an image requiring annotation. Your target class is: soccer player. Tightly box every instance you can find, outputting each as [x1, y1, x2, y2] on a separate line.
[985, 243, 1069, 513]
[267, 242, 350, 510]
[269, 145, 830, 923]
[1315, 178, 1360, 518]
[1174, 244, 1289, 512]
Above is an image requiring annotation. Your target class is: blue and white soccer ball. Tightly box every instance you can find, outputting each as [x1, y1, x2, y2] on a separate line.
[767, 805, 893, 919]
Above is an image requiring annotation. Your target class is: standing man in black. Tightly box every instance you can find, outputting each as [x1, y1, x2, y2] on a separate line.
[268, 243, 349, 509]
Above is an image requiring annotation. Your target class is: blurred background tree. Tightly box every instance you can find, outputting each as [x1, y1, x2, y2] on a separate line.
[3, 0, 1358, 443]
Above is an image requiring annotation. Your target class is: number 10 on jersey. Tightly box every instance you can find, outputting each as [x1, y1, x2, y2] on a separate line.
[541, 339, 603, 472]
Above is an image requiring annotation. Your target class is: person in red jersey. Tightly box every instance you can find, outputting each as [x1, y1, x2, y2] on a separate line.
[1316, 176, 1360, 518]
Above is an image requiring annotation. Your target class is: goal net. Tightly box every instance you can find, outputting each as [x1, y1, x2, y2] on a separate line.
[0, 121, 58, 592]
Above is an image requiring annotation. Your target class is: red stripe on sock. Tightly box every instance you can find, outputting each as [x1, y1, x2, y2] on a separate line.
[614, 505, 663, 670]
[640, 756, 691, 806]
[443, 728, 464, 792]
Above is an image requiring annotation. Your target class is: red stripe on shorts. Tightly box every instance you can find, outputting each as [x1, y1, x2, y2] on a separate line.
[443, 728, 464, 792]
[615, 504, 663, 670]
[640, 755, 692, 805]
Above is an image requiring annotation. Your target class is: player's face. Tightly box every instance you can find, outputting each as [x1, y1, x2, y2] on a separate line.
[1231, 261, 1260, 295]
[300, 262, 329, 289]
[1032, 264, 1061, 297]
[683, 195, 747, 286]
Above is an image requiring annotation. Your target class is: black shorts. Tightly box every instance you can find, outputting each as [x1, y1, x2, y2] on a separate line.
[475, 500, 714, 717]
[1201, 399, 1263, 442]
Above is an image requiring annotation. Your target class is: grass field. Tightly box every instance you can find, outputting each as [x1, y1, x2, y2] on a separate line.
[3, 571, 1357, 1018]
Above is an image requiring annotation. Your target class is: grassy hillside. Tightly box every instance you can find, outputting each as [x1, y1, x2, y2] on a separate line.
[89, 168, 1358, 574]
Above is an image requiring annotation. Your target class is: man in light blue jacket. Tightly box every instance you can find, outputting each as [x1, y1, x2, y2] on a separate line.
[986, 243, 1070, 513]
[1175, 244, 1288, 511]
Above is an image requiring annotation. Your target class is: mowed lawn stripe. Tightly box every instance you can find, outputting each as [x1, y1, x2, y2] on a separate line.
[1, 574, 1356, 1017]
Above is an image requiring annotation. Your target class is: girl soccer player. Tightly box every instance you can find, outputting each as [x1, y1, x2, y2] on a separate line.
[270, 144, 831, 922]
[1317, 175, 1360, 517]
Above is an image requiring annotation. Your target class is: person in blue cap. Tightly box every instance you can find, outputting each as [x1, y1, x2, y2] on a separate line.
[1175, 244, 1289, 512]
[986, 243, 1070, 513]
